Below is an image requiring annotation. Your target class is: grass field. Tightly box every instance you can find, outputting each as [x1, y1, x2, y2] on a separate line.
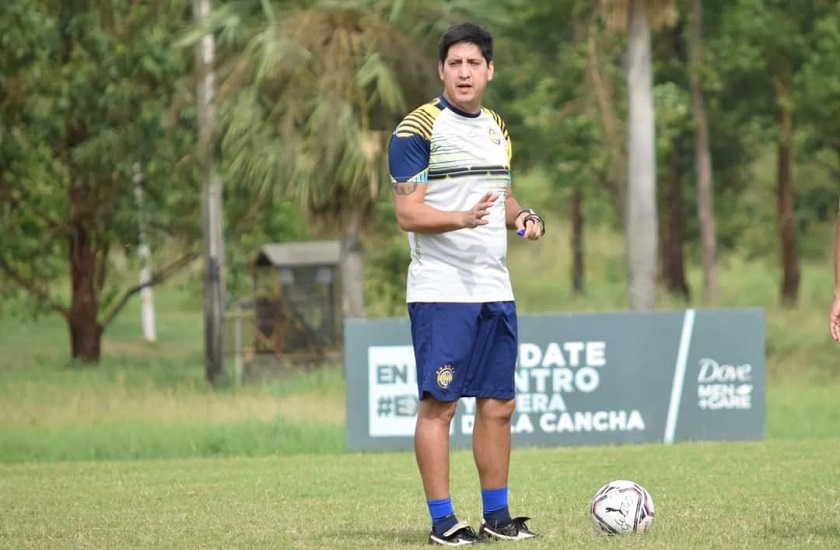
[1, 441, 838, 549]
[1, 216, 839, 548]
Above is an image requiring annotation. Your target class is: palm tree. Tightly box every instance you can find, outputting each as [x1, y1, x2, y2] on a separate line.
[600, 0, 678, 310]
[197, 0, 447, 319]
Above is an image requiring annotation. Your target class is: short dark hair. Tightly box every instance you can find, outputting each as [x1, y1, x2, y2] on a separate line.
[438, 22, 493, 64]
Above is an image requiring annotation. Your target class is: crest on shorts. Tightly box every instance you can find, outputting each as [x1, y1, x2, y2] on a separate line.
[436, 364, 455, 389]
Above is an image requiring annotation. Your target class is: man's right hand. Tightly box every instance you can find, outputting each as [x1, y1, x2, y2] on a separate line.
[462, 192, 499, 228]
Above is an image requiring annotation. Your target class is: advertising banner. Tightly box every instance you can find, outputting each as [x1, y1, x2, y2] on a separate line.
[344, 309, 765, 451]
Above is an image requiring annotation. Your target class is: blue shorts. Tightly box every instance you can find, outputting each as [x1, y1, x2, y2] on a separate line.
[408, 302, 518, 402]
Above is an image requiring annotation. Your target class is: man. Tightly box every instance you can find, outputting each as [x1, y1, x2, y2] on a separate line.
[831, 198, 840, 342]
[388, 22, 544, 546]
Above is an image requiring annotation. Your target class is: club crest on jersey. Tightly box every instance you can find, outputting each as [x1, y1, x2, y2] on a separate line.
[488, 128, 501, 145]
[436, 364, 455, 389]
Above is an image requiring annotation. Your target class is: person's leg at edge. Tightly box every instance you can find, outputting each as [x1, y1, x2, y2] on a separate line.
[416, 395, 460, 535]
[473, 397, 516, 527]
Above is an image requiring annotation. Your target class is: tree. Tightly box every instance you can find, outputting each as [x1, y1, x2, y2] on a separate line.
[796, 3, 840, 213]
[716, 0, 835, 305]
[498, 0, 622, 296]
[653, 22, 691, 300]
[0, 1, 198, 362]
[601, 0, 678, 310]
[687, 0, 718, 304]
[654, 79, 692, 300]
[192, 0, 226, 385]
[188, 0, 472, 319]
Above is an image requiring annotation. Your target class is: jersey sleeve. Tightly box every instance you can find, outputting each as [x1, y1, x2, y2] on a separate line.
[388, 131, 430, 184]
[389, 103, 441, 184]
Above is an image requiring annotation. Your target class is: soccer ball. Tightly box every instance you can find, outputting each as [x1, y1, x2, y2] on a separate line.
[590, 480, 655, 535]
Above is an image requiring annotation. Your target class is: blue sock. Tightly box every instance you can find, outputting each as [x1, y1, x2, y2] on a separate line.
[428, 497, 458, 535]
[482, 487, 511, 526]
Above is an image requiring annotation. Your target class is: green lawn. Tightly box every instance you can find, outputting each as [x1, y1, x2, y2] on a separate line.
[1, 226, 838, 548]
[1, 440, 838, 549]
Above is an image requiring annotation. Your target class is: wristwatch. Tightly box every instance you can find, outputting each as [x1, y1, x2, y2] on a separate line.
[516, 209, 546, 236]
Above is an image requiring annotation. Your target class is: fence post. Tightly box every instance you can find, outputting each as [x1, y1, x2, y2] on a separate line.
[234, 312, 244, 386]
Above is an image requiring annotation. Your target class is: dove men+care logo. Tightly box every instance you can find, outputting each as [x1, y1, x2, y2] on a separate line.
[695, 357, 753, 410]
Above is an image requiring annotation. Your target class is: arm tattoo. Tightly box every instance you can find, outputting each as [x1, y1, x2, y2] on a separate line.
[394, 182, 419, 196]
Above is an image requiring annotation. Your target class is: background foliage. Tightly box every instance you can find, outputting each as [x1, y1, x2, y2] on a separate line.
[1, 4, 837, 547]
[0, 0, 838, 359]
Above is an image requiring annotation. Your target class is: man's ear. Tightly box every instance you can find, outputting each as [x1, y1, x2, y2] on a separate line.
[438, 61, 445, 81]
[488, 60, 495, 81]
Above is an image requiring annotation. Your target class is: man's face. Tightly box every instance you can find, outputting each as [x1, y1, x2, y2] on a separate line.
[438, 42, 494, 114]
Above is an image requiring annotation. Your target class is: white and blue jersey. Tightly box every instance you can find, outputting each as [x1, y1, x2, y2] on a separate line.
[388, 95, 514, 303]
[390, 97, 520, 401]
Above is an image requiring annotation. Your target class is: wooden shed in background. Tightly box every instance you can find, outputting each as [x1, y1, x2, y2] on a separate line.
[251, 240, 343, 362]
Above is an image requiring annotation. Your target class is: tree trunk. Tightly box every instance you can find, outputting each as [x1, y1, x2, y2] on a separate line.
[587, 20, 624, 216]
[689, 0, 718, 305]
[133, 163, 157, 343]
[625, 0, 659, 310]
[194, 0, 226, 385]
[571, 187, 585, 295]
[776, 72, 799, 306]
[662, 138, 690, 299]
[340, 211, 367, 319]
[60, 8, 102, 363]
[68, 183, 103, 362]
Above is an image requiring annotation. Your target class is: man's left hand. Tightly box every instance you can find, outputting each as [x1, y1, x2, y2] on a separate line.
[515, 209, 545, 241]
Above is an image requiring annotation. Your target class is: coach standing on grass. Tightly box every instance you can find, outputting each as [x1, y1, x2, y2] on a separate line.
[388, 21, 545, 546]
[830, 198, 840, 342]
